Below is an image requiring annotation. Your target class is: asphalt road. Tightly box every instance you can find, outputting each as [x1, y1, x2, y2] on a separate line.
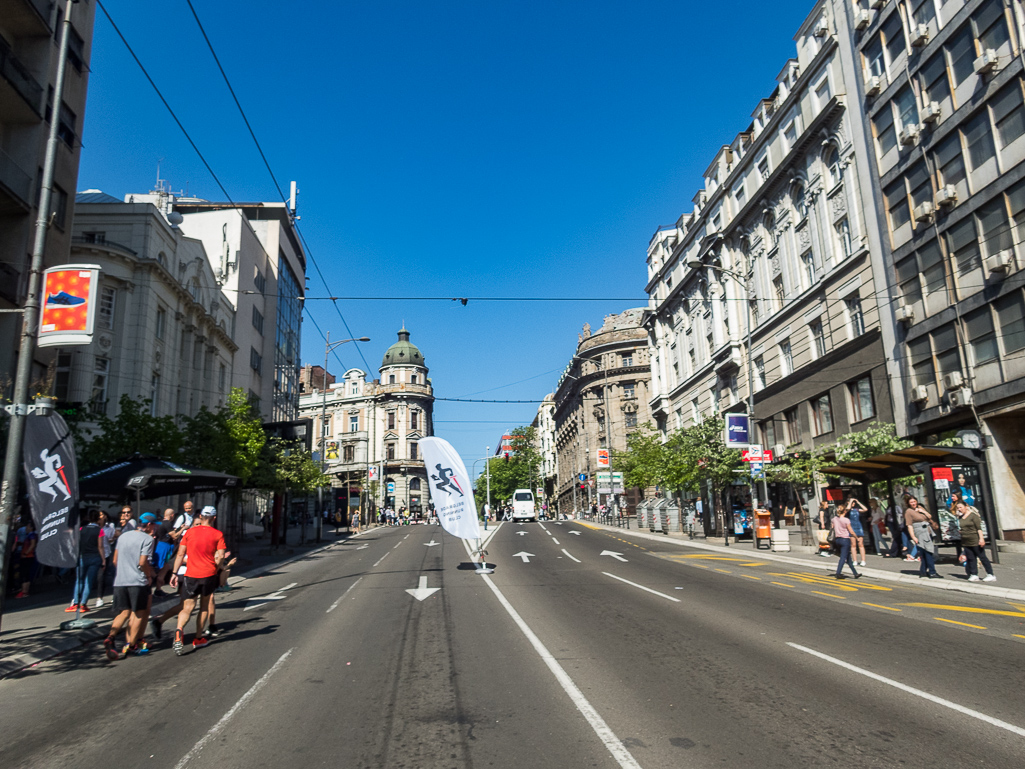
[1, 521, 1023, 769]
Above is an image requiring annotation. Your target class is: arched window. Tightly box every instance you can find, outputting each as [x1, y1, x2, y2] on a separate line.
[409, 478, 421, 491]
[763, 212, 777, 247]
[792, 185, 808, 219]
[826, 148, 843, 187]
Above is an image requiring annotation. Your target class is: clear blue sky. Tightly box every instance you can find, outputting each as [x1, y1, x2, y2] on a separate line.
[79, 0, 819, 476]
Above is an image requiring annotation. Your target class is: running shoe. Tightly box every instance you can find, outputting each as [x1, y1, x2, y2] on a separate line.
[192, 636, 209, 650]
[94, 598, 105, 608]
[46, 291, 86, 306]
[133, 642, 150, 656]
[173, 628, 185, 656]
[205, 624, 223, 638]
[983, 574, 997, 582]
[150, 618, 163, 640]
[65, 604, 80, 613]
[104, 636, 120, 661]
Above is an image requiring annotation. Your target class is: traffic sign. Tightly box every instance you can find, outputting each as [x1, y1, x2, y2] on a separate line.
[579, 473, 587, 481]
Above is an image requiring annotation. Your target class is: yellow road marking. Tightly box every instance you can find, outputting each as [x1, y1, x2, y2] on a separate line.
[767, 571, 891, 592]
[692, 564, 709, 569]
[1014, 634, 1025, 639]
[863, 603, 901, 612]
[771, 582, 795, 588]
[900, 603, 1025, 618]
[741, 574, 761, 580]
[812, 591, 847, 599]
[713, 568, 732, 574]
[934, 617, 987, 629]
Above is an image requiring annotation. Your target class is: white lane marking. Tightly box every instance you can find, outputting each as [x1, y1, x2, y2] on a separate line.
[512, 551, 535, 563]
[356, 544, 369, 550]
[480, 576, 642, 769]
[174, 648, 294, 769]
[600, 550, 628, 562]
[326, 577, 362, 613]
[561, 549, 581, 563]
[403, 534, 410, 540]
[373, 552, 389, 567]
[424, 540, 440, 547]
[602, 572, 681, 603]
[243, 582, 297, 612]
[787, 642, 1025, 737]
[406, 575, 441, 601]
[552, 538, 560, 545]
[538, 523, 548, 532]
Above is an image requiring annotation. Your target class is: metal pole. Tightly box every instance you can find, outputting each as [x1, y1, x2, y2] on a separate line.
[485, 446, 491, 518]
[0, 2, 76, 627]
[603, 356, 616, 517]
[318, 331, 330, 543]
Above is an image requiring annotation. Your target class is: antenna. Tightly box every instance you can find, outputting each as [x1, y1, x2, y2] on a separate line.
[289, 181, 298, 218]
[155, 158, 167, 193]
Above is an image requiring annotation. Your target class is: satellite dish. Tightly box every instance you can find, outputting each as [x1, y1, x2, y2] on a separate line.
[167, 211, 184, 226]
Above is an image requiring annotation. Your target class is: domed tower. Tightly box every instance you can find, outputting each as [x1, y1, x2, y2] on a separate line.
[375, 328, 434, 514]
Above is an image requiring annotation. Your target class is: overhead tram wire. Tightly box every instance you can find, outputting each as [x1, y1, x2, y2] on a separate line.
[183, 0, 373, 374]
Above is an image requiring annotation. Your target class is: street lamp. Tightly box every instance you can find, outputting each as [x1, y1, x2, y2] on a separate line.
[319, 333, 370, 543]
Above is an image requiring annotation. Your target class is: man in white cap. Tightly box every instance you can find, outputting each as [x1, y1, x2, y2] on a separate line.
[169, 505, 227, 655]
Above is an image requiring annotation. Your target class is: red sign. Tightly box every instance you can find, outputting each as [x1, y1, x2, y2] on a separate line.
[825, 488, 844, 501]
[38, 264, 100, 347]
[931, 467, 954, 482]
[596, 449, 610, 468]
[742, 449, 773, 463]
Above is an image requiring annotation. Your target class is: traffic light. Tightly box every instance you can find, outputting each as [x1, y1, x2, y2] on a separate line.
[579, 483, 585, 491]
[504, 452, 509, 461]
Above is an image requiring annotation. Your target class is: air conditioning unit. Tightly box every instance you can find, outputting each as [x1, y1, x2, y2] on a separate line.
[948, 387, 973, 409]
[935, 185, 957, 208]
[814, 17, 829, 37]
[864, 75, 882, 96]
[772, 443, 787, 458]
[985, 250, 1013, 274]
[911, 385, 929, 404]
[920, 101, 941, 124]
[910, 24, 929, 47]
[974, 49, 999, 76]
[914, 201, 934, 222]
[943, 371, 964, 390]
[855, 9, 872, 30]
[895, 304, 915, 324]
[899, 123, 921, 145]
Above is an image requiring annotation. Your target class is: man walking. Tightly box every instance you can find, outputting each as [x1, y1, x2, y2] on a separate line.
[104, 512, 158, 660]
[170, 506, 227, 655]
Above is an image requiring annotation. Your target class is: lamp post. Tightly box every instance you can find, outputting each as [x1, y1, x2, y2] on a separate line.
[319, 333, 370, 543]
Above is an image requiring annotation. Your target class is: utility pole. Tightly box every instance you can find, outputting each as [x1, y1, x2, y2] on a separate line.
[0, 2, 77, 627]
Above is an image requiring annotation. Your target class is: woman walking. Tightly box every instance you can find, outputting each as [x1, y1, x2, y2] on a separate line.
[905, 495, 940, 579]
[846, 496, 869, 566]
[955, 501, 995, 582]
[869, 498, 889, 555]
[832, 506, 861, 580]
[68, 510, 106, 612]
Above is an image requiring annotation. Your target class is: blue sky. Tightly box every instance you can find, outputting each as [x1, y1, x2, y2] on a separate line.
[79, 0, 819, 476]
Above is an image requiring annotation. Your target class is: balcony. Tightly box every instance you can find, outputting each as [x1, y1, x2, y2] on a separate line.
[71, 235, 138, 259]
[2, 0, 53, 37]
[377, 382, 431, 396]
[0, 146, 32, 213]
[0, 33, 43, 121]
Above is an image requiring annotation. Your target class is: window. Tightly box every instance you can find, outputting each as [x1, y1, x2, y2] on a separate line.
[863, 36, 884, 79]
[784, 407, 802, 444]
[966, 307, 999, 364]
[810, 321, 826, 358]
[835, 218, 853, 258]
[934, 132, 967, 190]
[814, 76, 831, 108]
[344, 445, 355, 462]
[975, 0, 1010, 53]
[411, 410, 419, 429]
[710, 384, 719, 413]
[91, 358, 109, 414]
[625, 413, 638, 428]
[387, 411, 396, 430]
[761, 419, 777, 448]
[910, 0, 937, 27]
[780, 340, 793, 376]
[758, 157, 770, 181]
[150, 374, 160, 416]
[621, 352, 634, 367]
[219, 364, 226, 391]
[623, 382, 636, 398]
[934, 324, 962, 380]
[50, 184, 68, 230]
[996, 291, 1025, 353]
[252, 306, 264, 335]
[54, 352, 72, 401]
[179, 329, 188, 360]
[919, 52, 951, 109]
[410, 478, 421, 491]
[249, 347, 262, 373]
[826, 149, 843, 187]
[691, 398, 700, 423]
[254, 269, 266, 293]
[734, 183, 747, 209]
[754, 356, 765, 389]
[411, 374, 418, 385]
[350, 415, 359, 432]
[763, 212, 777, 247]
[388, 374, 396, 384]
[811, 394, 834, 436]
[991, 82, 1025, 149]
[409, 442, 418, 460]
[98, 287, 116, 330]
[881, 12, 906, 70]
[909, 336, 935, 386]
[874, 104, 898, 159]
[773, 276, 785, 309]
[977, 197, 1012, 258]
[793, 185, 807, 218]
[963, 110, 996, 172]
[783, 121, 798, 151]
[801, 252, 816, 288]
[946, 27, 975, 87]
[849, 377, 875, 422]
[846, 295, 866, 336]
[885, 178, 911, 233]
[946, 216, 981, 277]
[155, 307, 166, 340]
[45, 88, 76, 148]
[350, 382, 359, 395]
[386, 443, 395, 460]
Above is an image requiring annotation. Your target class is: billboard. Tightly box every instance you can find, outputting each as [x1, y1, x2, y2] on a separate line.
[38, 264, 101, 348]
[724, 414, 750, 448]
[596, 448, 610, 468]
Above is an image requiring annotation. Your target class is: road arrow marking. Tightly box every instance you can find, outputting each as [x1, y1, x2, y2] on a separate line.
[512, 551, 535, 563]
[516, 531, 528, 536]
[357, 544, 369, 550]
[245, 582, 297, 611]
[601, 550, 628, 562]
[561, 548, 581, 563]
[569, 531, 582, 535]
[424, 540, 440, 547]
[405, 575, 441, 602]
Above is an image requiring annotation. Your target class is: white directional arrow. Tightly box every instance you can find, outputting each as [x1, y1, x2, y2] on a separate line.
[405, 576, 441, 602]
[600, 550, 628, 562]
[516, 531, 529, 536]
[244, 582, 297, 611]
[424, 540, 440, 547]
[569, 531, 582, 536]
[512, 551, 535, 563]
[357, 544, 369, 550]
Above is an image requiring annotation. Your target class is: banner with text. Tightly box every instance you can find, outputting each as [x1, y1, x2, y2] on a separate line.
[22, 412, 80, 567]
[421, 437, 480, 541]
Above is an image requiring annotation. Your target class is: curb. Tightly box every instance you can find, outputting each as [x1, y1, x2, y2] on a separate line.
[0, 536, 348, 679]
[582, 522, 1025, 601]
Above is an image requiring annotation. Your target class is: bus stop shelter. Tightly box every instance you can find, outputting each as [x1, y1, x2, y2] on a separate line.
[820, 445, 999, 565]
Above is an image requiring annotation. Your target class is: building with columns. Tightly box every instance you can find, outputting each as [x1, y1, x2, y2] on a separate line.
[298, 328, 434, 517]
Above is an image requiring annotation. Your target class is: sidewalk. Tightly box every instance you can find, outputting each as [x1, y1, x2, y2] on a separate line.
[0, 521, 357, 678]
[582, 519, 1025, 601]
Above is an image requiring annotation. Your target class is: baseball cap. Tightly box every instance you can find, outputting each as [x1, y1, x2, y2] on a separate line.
[139, 512, 159, 524]
[201, 505, 217, 517]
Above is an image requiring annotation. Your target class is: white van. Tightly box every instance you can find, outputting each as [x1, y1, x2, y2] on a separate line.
[511, 489, 536, 522]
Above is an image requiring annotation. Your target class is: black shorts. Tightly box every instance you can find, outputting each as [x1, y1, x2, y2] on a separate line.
[112, 585, 151, 613]
[181, 575, 219, 599]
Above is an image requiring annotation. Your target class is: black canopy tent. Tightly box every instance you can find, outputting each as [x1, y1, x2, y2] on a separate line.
[79, 456, 239, 514]
[820, 445, 999, 564]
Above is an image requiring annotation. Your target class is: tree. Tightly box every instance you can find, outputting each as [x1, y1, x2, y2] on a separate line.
[180, 389, 265, 486]
[252, 438, 328, 495]
[76, 395, 185, 473]
[472, 426, 539, 513]
[833, 421, 912, 463]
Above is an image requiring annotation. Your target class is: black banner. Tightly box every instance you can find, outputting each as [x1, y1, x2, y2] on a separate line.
[22, 412, 79, 568]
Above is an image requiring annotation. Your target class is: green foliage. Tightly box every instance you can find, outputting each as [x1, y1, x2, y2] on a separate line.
[473, 426, 539, 510]
[76, 395, 185, 473]
[251, 438, 329, 494]
[833, 421, 912, 463]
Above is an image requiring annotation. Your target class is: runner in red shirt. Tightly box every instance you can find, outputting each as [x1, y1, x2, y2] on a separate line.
[169, 506, 228, 655]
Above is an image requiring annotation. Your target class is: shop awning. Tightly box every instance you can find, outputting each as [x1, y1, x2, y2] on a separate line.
[820, 445, 982, 484]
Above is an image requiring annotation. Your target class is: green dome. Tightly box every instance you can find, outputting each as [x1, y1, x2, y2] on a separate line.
[381, 328, 426, 370]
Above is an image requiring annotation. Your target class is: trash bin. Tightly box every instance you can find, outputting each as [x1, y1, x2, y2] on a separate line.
[666, 503, 680, 534]
[652, 499, 669, 532]
[754, 509, 772, 549]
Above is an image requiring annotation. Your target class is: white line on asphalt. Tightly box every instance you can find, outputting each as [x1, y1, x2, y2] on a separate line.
[326, 577, 362, 613]
[403, 534, 410, 540]
[479, 576, 643, 769]
[787, 642, 1025, 737]
[561, 549, 581, 563]
[538, 523, 548, 532]
[373, 552, 389, 567]
[552, 538, 560, 545]
[174, 648, 294, 769]
[602, 572, 681, 603]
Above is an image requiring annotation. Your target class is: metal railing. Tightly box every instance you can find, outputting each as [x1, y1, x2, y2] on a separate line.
[0, 147, 32, 208]
[0, 33, 44, 115]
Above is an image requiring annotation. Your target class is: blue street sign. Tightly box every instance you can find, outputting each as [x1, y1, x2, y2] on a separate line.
[579, 473, 587, 481]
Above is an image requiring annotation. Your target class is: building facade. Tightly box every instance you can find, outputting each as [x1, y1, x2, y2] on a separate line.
[838, 0, 1025, 540]
[59, 192, 237, 419]
[298, 328, 435, 517]
[532, 394, 557, 506]
[645, 1, 895, 511]
[1, 0, 96, 393]
[553, 309, 653, 514]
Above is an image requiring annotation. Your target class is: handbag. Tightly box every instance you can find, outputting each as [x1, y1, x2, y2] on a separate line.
[826, 527, 836, 545]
